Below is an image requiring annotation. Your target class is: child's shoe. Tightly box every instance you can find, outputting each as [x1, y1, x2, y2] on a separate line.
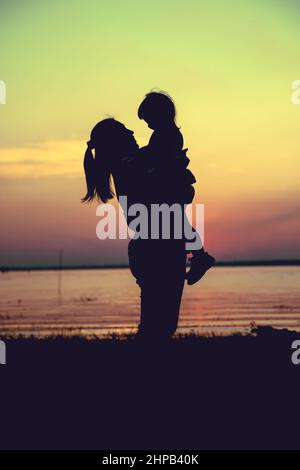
[186, 251, 215, 285]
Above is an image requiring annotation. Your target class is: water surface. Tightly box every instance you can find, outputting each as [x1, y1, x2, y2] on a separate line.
[0, 266, 299, 337]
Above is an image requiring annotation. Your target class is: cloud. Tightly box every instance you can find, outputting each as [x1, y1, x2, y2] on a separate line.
[0, 159, 44, 166]
[0, 140, 83, 178]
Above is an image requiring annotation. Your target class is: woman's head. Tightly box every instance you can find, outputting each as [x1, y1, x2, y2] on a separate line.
[82, 118, 138, 203]
[138, 91, 177, 130]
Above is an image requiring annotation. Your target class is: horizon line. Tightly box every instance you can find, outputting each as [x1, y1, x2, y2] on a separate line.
[1, 259, 299, 272]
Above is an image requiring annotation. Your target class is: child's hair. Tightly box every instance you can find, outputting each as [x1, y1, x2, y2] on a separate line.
[138, 91, 176, 122]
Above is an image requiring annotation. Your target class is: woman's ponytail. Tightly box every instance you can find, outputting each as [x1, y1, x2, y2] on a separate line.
[81, 140, 114, 203]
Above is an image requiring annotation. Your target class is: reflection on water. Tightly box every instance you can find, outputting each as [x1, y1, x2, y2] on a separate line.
[0, 266, 299, 337]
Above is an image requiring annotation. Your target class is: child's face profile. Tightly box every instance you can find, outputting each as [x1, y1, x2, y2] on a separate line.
[144, 117, 156, 130]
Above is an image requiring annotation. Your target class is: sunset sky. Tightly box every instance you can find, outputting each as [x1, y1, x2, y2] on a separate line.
[0, 0, 299, 266]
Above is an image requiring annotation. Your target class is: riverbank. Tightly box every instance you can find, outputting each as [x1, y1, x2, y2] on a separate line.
[1, 327, 300, 449]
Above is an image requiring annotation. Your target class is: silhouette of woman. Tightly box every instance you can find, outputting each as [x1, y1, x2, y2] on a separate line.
[82, 118, 194, 339]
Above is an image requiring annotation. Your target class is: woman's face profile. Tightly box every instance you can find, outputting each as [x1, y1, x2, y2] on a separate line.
[116, 124, 139, 153]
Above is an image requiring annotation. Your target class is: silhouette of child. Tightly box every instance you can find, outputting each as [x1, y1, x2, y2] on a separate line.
[138, 91, 215, 285]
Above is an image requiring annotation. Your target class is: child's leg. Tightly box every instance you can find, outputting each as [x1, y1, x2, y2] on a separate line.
[186, 247, 215, 285]
[183, 217, 215, 285]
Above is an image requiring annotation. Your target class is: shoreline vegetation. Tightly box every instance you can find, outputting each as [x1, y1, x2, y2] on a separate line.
[1, 326, 300, 449]
[1, 259, 300, 273]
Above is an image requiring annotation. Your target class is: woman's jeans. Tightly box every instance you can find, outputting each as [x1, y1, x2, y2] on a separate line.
[128, 239, 186, 338]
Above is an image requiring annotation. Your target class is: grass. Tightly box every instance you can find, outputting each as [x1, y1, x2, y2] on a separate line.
[1, 326, 300, 450]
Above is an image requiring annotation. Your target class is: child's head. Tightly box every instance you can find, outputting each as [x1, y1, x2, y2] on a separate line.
[138, 91, 176, 130]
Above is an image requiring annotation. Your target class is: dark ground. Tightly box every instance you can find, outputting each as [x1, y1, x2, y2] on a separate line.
[1, 327, 300, 450]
